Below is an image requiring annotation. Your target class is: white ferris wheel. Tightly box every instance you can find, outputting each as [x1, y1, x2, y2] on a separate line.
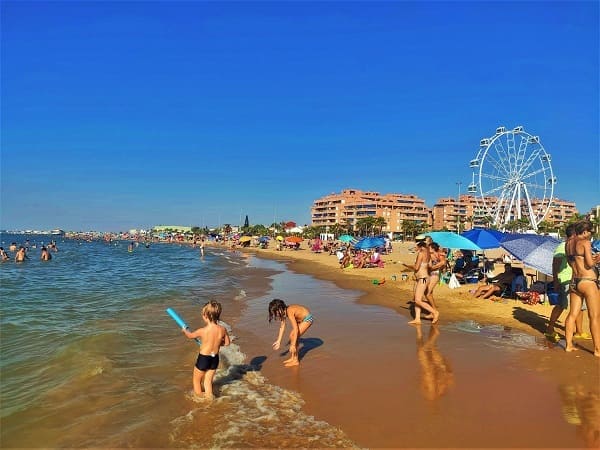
[468, 125, 556, 231]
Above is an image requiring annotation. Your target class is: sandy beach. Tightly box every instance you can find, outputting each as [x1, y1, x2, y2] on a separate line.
[215, 239, 600, 448]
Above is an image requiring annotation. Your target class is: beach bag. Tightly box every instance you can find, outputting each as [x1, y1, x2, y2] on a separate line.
[448, 274, 461, 289]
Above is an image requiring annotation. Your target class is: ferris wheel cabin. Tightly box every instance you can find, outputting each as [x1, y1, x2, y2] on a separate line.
[469, 159, 480, 168]
[528, 136, 540, 144]
[496, 126, 506, 134]
[541, 154, 552, 162]
[467, 183, 477, 193]
[480, 138, 490, 147]
[513, 126, 524, 133]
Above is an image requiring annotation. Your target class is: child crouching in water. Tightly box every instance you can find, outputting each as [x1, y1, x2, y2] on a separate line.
[268, 299, 313, 367]
[182, 301, 230, 400]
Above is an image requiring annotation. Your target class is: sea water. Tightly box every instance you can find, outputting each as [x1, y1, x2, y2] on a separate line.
[0, 234, 356, 448]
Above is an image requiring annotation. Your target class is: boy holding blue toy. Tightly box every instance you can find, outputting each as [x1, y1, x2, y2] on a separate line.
[182, 301, 230, 400]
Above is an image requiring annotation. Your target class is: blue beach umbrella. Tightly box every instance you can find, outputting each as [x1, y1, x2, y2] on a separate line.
[338, 234, 355, 243]
[460, 229, 505, 249]
[425, 231, 482, 251]
[354, 236, 385, 250]
[258, 236, 270, 243]
[499, 233, 561, 276]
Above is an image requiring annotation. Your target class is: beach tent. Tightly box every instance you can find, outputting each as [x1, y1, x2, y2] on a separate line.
[354, 236, 385, 250]
[338, 234, 355, 243]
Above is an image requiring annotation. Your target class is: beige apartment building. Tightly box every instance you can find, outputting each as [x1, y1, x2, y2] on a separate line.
[311, 189, 429, 234]
[432, 196, 578, 231]
[312, 189, 579, 234]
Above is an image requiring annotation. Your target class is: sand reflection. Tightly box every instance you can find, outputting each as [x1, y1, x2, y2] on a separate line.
[558, 384, 600, 448]
[414, 325, 454, 401]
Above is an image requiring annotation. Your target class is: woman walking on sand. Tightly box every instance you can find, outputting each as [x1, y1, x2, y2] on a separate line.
[564, 220, 600, 356]
[404, 241, 439, 324]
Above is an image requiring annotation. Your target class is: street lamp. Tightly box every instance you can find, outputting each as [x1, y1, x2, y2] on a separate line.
[456, 182, 462, 233]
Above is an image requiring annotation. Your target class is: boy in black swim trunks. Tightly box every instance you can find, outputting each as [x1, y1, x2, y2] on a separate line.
[182, 301, 230, 399]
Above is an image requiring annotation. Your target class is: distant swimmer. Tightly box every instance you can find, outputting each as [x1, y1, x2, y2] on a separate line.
[15, 246, 28, 262]
[268, 299, 314, 367]
[40, 246, 52, 261]
[0, 247, 9, 261]
[9, 242, 17, 252]
[200, 242, 205, 257]
[128, 242, 134, 252]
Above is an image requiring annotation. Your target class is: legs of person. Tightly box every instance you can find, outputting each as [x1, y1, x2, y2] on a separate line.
[481, 285, 500, 299]
[579, 283, 600, 357]
[202, 369, 217, 399]
[546, 305, 564, 335]
[425, 275, 439, 309]
[284, 320, 312, 366]
[410, 280, 438, 324]
[192, 366, 205, 396]
[565, 291, 583, 352]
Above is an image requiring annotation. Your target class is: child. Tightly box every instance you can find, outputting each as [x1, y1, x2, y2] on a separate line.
[268, 299, 313, 367]
[182, 301, 230, 400]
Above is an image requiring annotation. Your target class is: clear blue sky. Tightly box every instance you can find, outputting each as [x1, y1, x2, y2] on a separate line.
[1, 1, 598, 232]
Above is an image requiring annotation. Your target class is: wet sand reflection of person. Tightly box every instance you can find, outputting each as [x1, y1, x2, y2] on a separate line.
[414, 325, 454, 402]
[558, 384, 600, 448]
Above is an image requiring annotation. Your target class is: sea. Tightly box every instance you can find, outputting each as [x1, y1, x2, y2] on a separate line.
[0, 234, 356, 448]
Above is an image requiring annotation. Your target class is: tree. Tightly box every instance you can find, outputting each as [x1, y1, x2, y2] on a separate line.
[373, 216, 387, 235]
[355, 217, 378, 236]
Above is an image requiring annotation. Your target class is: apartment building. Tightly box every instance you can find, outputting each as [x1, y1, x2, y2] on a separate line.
[311, 189, 429, 234]
[432, 196, 578, 231]
[531, 198, 579, 228]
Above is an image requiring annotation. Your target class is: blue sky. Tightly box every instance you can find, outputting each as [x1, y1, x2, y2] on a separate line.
[1, 1, 598, 231]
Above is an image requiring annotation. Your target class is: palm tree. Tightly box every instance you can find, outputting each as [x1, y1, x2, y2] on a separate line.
[373, 216, 387, 235]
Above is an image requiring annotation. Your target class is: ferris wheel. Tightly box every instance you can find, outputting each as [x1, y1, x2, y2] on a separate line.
[468, 125, 556, 231]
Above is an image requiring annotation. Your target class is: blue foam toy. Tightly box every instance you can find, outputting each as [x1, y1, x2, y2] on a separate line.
[166, 307, 201, 345]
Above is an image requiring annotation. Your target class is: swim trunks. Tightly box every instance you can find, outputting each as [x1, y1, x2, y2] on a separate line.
[195, 353, 219, 371]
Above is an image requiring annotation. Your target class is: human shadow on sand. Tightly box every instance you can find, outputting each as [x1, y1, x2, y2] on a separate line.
[512, 306, 548, 334]
[278, 337, 324, 360]
[298, 337, 324, 360]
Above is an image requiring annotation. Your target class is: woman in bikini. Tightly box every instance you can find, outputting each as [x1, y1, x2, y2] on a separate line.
[425, 242, 447, 315]
[269, 299, 314, 367]
[564, 220, 600, 356]
[404, 241, 439, 324]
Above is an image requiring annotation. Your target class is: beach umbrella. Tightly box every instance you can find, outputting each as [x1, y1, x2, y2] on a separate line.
[354, 236, 385, 250]
[425, 232, 482, 251]
[239, 236, 252, 243]
[258, 236, 270, 243]
[499, 233, 561, 276]
[285, 236, 303, 244]
[276, 235, 284, 241]
[338, 234, 355, 243]
[460, 229, 505, 249]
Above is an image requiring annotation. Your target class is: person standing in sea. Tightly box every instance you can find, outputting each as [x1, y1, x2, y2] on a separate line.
[14, 246, 28, 262]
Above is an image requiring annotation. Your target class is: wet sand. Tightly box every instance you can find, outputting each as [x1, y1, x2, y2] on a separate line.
[218, 240, 600, 449]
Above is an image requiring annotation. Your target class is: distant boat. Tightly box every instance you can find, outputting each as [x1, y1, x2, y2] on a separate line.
[50, 229, 64, 235]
